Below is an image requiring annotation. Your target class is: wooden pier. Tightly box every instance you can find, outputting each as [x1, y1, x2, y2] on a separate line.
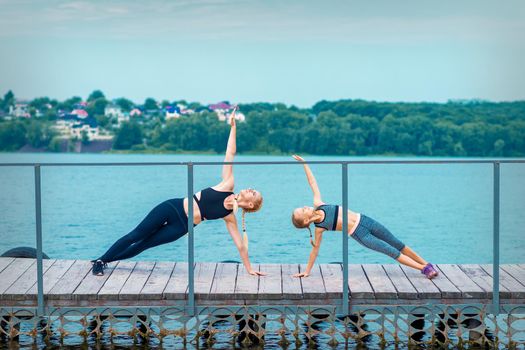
[1, 258, 524, 308]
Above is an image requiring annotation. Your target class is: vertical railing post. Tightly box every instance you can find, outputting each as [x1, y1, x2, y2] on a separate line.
[342, 163, 349, 314]
[492, 162, 500, 314]
[187, 163, 195, 315]
[34, 165, 44, 316]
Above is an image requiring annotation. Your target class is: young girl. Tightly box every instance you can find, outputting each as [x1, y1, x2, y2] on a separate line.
[290, 155, 438, 279]
[91, 108, 266, 277]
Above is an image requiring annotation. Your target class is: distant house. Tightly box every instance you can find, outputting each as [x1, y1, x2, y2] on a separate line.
[9, 101, 31, 118]
[232, 111, 245, 122]
[209, 102, 233, 111]
[59, 111, 79, 121]
[216, 110, 246, 123]
[130, 108, 142, 117]
[53, 116, 111, 141]
[209, 102, 245, 123]
[175, 103, 194, 115]
[165, 105, 180, 120]
[104, 104, 124, 118]
[73, 102, 88, 109]
[71, 109, 89, 119]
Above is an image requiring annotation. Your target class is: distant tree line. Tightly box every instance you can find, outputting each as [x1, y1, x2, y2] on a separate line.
[115, 100, 525, 156]
[1, 89, 524, 156]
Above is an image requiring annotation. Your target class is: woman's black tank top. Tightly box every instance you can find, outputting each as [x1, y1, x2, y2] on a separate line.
[193, 187, 234, 220]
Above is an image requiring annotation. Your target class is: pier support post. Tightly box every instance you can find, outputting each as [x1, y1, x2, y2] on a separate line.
[34, 165, 44, 317]
[341, 163, 349, 314]
[492, 162, 500, 315]
[187, 163, 195, 316]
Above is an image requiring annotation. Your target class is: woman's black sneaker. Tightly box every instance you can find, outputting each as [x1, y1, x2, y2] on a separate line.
[92, 260, 106, 276]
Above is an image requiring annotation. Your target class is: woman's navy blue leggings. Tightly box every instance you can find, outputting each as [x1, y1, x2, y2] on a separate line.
[351, 214, 406, 259]
[97, 198, 188, 263]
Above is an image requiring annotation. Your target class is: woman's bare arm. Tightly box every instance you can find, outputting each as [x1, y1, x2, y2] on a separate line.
[223, 214, 266, 276]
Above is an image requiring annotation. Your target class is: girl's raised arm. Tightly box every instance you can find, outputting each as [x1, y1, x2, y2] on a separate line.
[293, 155, 323, 207]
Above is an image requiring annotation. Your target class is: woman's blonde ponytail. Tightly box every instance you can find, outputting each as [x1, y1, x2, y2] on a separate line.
[237, 190, 263, 253]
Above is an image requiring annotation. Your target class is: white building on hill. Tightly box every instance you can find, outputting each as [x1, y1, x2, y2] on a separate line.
[9, 101, 31, 118]
[104, 104, 125, 118]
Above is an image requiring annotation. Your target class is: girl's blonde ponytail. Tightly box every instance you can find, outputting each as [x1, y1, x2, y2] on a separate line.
[308, 225, 316, 248]
[242, 210, 248, 251]
[291, 212, 316, 247]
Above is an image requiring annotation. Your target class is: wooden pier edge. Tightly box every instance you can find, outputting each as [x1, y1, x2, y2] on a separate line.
[1, 258, 524, 309]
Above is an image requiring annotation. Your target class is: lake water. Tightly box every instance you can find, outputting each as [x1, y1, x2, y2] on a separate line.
[0, 153, 524, 265]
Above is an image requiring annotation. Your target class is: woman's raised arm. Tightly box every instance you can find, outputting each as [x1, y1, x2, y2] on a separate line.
[293, 155, 323, 207]
[221, 106, 237, 183]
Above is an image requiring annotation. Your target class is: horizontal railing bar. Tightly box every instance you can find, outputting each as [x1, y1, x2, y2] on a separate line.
[0, 160, 524, 167]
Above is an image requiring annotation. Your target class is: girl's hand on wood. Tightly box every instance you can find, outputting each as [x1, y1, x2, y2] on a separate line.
[293, 272, 309, 278]
[292, 154, 305, 162]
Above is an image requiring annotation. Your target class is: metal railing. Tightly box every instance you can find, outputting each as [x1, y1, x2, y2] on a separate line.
[2, 159, 524, 316]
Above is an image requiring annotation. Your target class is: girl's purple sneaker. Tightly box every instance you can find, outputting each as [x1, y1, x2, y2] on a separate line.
[422, 263, 438, 279]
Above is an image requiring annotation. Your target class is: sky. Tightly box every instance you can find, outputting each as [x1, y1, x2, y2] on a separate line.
[1, 0, 524, 107]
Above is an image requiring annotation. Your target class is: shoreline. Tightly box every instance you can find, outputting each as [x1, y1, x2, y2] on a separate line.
[2, 150, 524, 159]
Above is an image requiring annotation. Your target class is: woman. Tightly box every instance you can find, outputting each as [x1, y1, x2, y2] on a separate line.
[92, 108, 265, 277]
[290, 155, 438, 279]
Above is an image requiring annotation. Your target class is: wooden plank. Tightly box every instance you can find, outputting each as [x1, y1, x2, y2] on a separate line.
[517, 264, 525, 271]
[27, 259, 76, 296]
[72, 262, 117, 300]
[299, 264, 325, 299]
[210, 263, 238, 300]
[281, 264, 302, 299]
[400, 265, 441, 299]
[0, 258, 15, 273]
[502, 264, 525, 288]
[382, 264, 417, 299]
[480, 264, 525, 298]
[348, 264, 374, 299]
[258, 264, 282, 300]
[437, 264, 486, 298]
[119, 261, 156, 300]
[164, 262, 189, 300]
[136, 261, 172, 300]
[362, 264, 397, 299]
[459, 264, 511, 298]
[430, 265, 462, 298]
[48, 260, 92, 299]
[320, 264, 343, 299]
[98, 261, 136, 300]
[3, 259, 55, 300]
[195, 262, 216, 299]
[235, 264, 259, 300]
[0, 258, 35, 295]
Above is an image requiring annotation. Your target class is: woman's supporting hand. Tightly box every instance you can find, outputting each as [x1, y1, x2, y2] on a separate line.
[293, 272, 309, 278]
[248, 268, 267, 276]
